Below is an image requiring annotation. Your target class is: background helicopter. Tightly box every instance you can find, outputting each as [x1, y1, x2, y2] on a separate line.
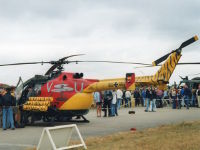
[179, 73, 200, 89]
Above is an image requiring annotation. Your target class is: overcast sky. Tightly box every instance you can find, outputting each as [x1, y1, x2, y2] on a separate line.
[0, 0, 199, 85]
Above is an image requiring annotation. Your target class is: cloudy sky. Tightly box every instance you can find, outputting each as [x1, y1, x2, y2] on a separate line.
[0, 0, 199, 85]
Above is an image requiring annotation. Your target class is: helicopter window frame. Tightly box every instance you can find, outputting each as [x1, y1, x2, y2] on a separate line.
[15, 78, 24, 101]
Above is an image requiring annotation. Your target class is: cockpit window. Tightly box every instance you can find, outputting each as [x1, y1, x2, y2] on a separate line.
[33, 84, 42, 96]
[63, 75, 67, 81]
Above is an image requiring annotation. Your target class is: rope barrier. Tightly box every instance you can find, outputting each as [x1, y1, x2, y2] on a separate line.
[94, 97, 199, 110]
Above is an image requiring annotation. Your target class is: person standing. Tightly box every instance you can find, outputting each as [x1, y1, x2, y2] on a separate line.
[180, 87, 185, 107]
[93, 91, 102, 117]
[191, 88, 196, 107]
[134, 89, 140, 107]
[116, 89, 123, 109]
[103, 90, 113, 117]
[2, 88, 15, 130]
[177, 89, 182, 109]
[183, 85, 191, 109]
[156, 88, 163, 108]
[150, 87, 156, 112]
[171, 88, 177, 109]
[163, 89, 169, 106]
[145, 86, 151, 112]
[122, 90, 126, 107]
[111, 90, 118, 116]
[125, 90, 132, 107]
[141, 87, 146, 107]
[149, 87, 153, 111]
[196, 84, 200, 108]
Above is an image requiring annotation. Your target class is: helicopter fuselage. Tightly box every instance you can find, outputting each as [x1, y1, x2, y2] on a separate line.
[20, 72, 135, 122]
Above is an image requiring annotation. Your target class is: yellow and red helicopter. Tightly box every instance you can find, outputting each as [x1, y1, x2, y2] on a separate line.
[0, 35, 199, 125]
[0, 55, 136, 125]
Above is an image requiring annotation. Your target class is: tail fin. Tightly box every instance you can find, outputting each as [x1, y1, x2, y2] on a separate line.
[152, 51, 182, 83]
[152, 35, 198, 84]
[135, 35, 198, 89]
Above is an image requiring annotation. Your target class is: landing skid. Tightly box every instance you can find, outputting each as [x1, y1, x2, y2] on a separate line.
[20, 111, 90, 127]
[81, 115, 90, 123]
[69, 115, 90, 123]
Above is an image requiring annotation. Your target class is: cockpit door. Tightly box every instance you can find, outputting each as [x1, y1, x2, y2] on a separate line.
[15, 77, 24, 101]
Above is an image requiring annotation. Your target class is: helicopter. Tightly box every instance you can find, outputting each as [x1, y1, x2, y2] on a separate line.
[0, 54, 136, 125]
[179, 75, 200, 89]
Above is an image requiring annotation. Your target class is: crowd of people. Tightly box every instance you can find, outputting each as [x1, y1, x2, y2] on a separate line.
[93, 84, 200, 116]
[93, 89, 133, 117]
[1, 83, 200, 130]
[141, 84, 200, 111]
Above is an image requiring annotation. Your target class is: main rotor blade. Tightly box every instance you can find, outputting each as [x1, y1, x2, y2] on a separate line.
[0, 61, 50, 66]
[60, 54, 85, 61]
[45, 54, 85, 75]
[187, 72, 200, 76]
[152, 51, 175, 66]
[134, 65, 160, 69]
[45, 65, 57, 75]
[135, 62, 200, 68]
[178, 62, 200, 65]
[68, 60, 151, 66]
[179, 35, 198, 49]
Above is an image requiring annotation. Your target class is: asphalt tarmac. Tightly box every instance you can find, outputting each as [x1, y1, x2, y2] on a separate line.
[0, 107, 200, 150]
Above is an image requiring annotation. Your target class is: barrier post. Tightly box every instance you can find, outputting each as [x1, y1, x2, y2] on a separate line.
[37, 124, 87, 150]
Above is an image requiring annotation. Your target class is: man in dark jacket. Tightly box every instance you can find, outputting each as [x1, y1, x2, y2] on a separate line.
[2, 88, 15, 130]
[183, 85, 191, 109]
[103, 90, 113, 117]
[150, 87, 157, 112]
[145, 86, 151, 112]
[134, 89, 141, 107]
